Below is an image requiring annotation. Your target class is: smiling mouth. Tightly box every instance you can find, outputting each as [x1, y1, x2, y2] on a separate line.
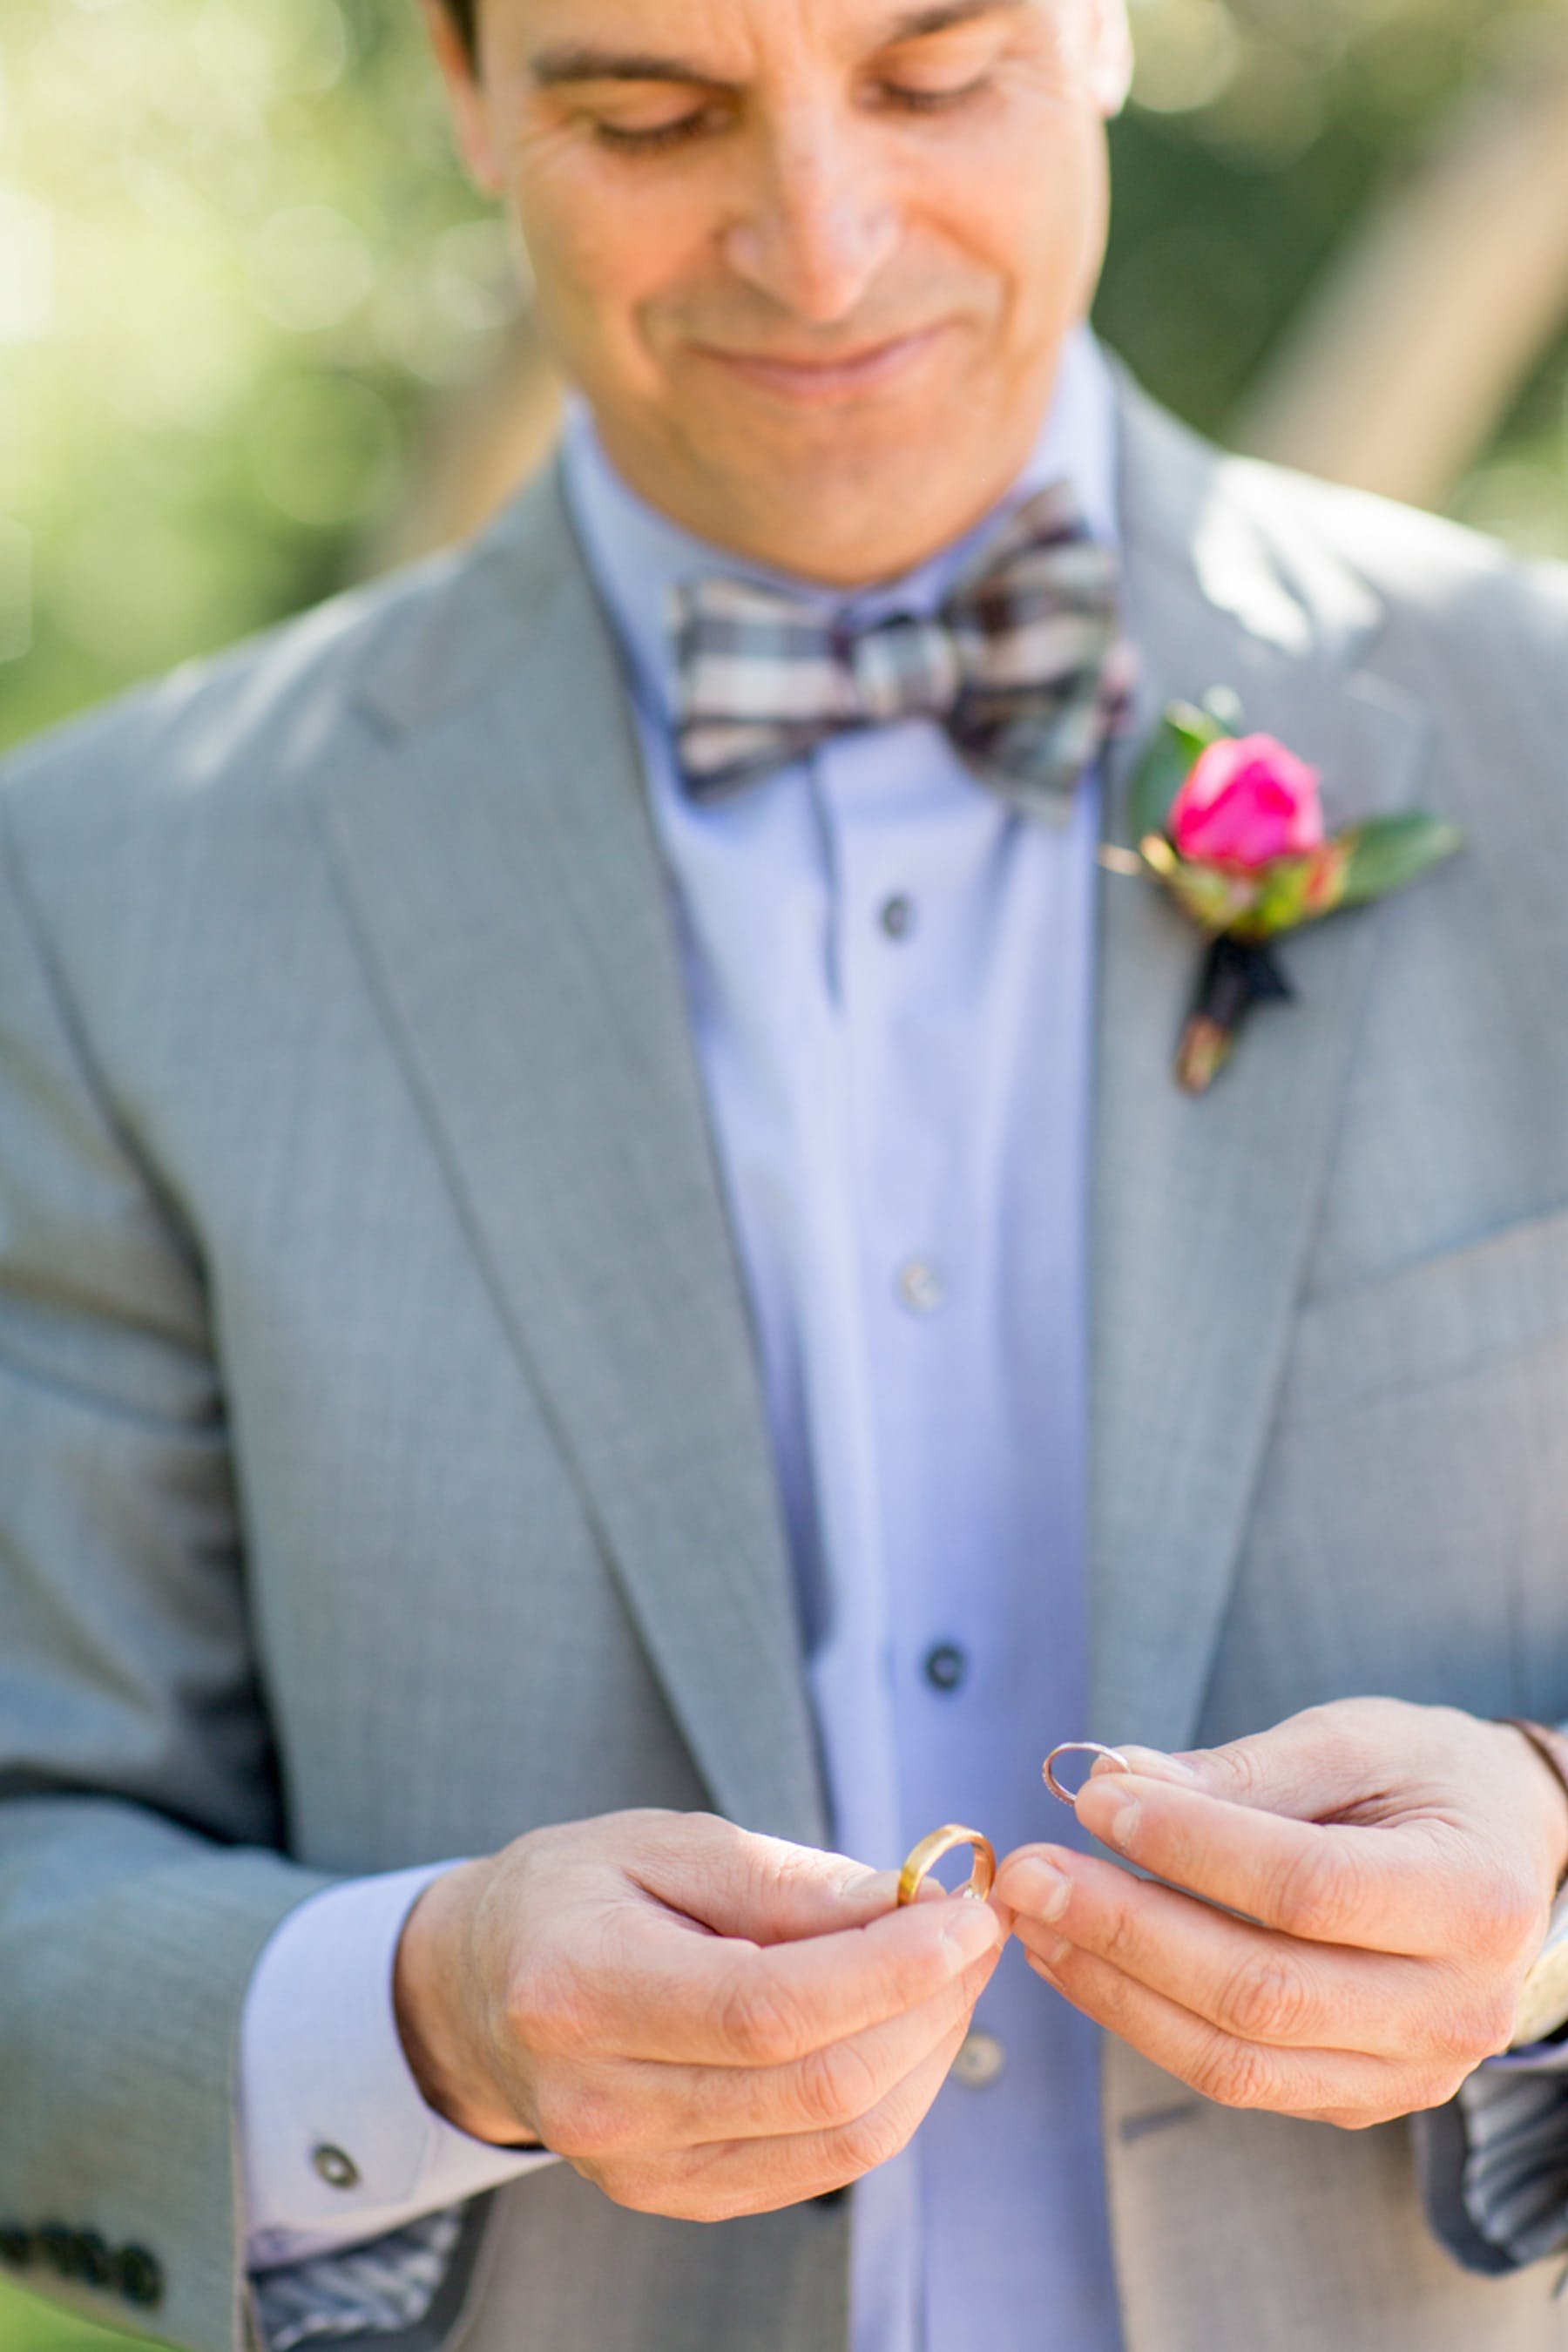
[693, 325, 950, 403]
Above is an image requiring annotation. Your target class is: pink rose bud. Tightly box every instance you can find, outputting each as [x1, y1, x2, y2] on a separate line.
[1168, 735, 1325, 870]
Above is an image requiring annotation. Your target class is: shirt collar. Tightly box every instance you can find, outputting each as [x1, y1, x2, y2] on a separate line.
[560, 323, 1121, 730]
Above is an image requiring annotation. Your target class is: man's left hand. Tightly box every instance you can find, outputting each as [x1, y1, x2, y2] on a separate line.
[996, 1699, 1568, 2127]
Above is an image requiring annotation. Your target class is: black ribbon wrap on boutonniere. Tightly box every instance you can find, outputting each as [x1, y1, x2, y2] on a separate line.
[1177, 935, 1294, 1095]
[1125, 693, 1463, 1095]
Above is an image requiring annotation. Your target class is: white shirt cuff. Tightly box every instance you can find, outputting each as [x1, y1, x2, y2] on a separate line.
[239, 1862, 558, 2272]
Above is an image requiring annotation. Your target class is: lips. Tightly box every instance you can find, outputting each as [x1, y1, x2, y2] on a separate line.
[692, 324, 948, 402]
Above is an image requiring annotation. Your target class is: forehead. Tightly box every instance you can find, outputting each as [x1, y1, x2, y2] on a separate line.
[514, 0, 1044, 73]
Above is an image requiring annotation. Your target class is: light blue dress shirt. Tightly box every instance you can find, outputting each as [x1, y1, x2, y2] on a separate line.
[240, 326, 1127, 2352]
[564, 323, 1124, 2352]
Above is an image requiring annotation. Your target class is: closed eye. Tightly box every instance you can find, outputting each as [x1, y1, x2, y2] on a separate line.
[587, 88, 741, 155]
[593, 112, 720, 153]
[877, 75, 990, 112]
[593, 77, 990, 153]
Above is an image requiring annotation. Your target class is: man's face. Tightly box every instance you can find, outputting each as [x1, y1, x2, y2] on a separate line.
[429, 0, 1131, 583]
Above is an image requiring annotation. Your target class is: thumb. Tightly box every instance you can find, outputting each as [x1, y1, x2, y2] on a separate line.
[631, 1813, 899, 1945]
[1093, 1708, 1384, 1824]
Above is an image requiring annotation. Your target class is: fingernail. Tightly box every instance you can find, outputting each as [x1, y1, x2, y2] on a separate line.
[1004, 1858, 1071, 1923]
[942, 1899, 1003, 1963]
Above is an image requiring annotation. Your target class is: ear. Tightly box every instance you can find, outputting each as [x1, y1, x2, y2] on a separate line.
[1086, 0, 1133, 118]
[418, 0, 506, 195]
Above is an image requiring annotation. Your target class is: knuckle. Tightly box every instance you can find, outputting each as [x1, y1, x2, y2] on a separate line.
[715, 1974, 808, 2067]
[1477, 1984, 1522, 2058]
[1297, 1707, 1367, 1781]
[1432, 1984, 1516, 2068]
[794, 2038, 882, 2132]
[829, 2105, 907, 2180]
[1436, 1860, 1539, 1968]
[1478, 1876, 1543, 1965]
[1206, 1740, 1263, 1804]
[1191, 2036, 1276, 2113]
[1220, 1952, 1313, 2044]
[1271, 1842, 1361, 1943]
[1096, 1902, 1146, 1973]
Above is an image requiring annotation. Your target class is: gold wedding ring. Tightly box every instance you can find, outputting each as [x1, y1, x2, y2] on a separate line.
[1043, 1742, 1132, 1805]
[896, 1824, 997, 1909]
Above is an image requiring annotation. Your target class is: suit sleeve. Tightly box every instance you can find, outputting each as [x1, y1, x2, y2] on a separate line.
[0, 789, 337, 2351]
[240, 1865, 555, 2350]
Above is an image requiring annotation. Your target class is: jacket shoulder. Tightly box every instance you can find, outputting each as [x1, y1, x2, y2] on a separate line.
[0, 463, 575, 856]
[1233, 447, 1568, 652]
[1116, 369, 1568, 678]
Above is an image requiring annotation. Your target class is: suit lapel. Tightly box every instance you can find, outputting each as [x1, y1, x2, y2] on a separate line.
[314, 470, 828, 1846]
[315, 388, 1436, 1808]
[1089, 381, 1436, 1751]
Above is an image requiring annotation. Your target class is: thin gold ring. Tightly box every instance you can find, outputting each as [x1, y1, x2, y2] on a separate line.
[896, 1824, 997, 1909]
[1043, 1742, 1132, 1805]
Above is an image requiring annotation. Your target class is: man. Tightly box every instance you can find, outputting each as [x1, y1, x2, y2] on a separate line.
[4, 0, 1568, 2348]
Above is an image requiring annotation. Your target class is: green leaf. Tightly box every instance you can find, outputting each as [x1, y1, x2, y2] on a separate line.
[1126, 700, 1233, 845]
[1338, 814, 1463, 909]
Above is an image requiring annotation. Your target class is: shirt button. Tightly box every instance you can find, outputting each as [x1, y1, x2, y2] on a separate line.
[923, 1642, 967, 1693]
[896, 1259, 944, 1315]
[952, 2030, 1006, 2090]
[879, 894, 916, 941]
[312, 2143, 362, 2191]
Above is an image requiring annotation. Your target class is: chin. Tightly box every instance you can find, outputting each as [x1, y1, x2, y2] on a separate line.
[711, 398, 978, 493]
[716, 455, 1000, 584]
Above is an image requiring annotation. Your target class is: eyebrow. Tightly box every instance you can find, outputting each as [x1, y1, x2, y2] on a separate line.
[530, 0, 1027, 89]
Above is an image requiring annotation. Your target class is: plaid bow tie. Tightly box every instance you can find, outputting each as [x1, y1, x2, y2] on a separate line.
[669, 481, 1136, 821]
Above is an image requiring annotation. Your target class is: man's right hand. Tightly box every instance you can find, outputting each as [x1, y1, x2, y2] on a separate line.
[392, 1809, 1005, 2221]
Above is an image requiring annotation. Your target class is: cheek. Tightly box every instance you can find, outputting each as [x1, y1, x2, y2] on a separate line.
[514, 156, 708, 369]
[1001, 121, 1107, 321]
[922, 119, 1105, 328]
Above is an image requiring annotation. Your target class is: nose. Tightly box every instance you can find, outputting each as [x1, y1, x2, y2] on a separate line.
[722, 112, 900, 326]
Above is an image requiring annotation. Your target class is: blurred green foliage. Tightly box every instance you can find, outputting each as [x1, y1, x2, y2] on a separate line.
[0, 0, 520, 752]
[2, 0, 1568, 756]
[0, 2279, 155, 2348]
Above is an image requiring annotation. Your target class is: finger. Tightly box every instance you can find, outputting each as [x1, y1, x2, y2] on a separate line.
[1101, 1701, 1475, 1827]
[536, 1943, 998, 2162]
[609, 2014, 977, 2221]
[1021, 1939, 1443, 2127]
[1068, 1771, 1466, 1957]
[558, 1884, 1004, 2065]
[998, 1847, 1499, 2063]
[675, 1941, 998, 2140]
[625, 1813, 902, 1942]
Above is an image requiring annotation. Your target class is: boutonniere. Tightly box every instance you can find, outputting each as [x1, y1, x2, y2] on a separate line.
[1124, 696, 1462, 1094]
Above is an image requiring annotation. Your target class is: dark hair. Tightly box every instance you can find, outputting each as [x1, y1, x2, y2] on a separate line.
[443, 0, 477, 60]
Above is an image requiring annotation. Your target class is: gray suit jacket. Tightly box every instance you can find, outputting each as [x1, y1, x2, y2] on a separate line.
[4, 369, 1568, 2352]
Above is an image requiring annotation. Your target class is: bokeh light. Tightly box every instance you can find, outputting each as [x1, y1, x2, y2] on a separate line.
[1, 0, 1567, 742]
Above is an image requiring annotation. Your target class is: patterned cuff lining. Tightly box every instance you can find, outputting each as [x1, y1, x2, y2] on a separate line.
[254, 2207, 463, 2350]
[1457, 2068, 1568, 2268]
